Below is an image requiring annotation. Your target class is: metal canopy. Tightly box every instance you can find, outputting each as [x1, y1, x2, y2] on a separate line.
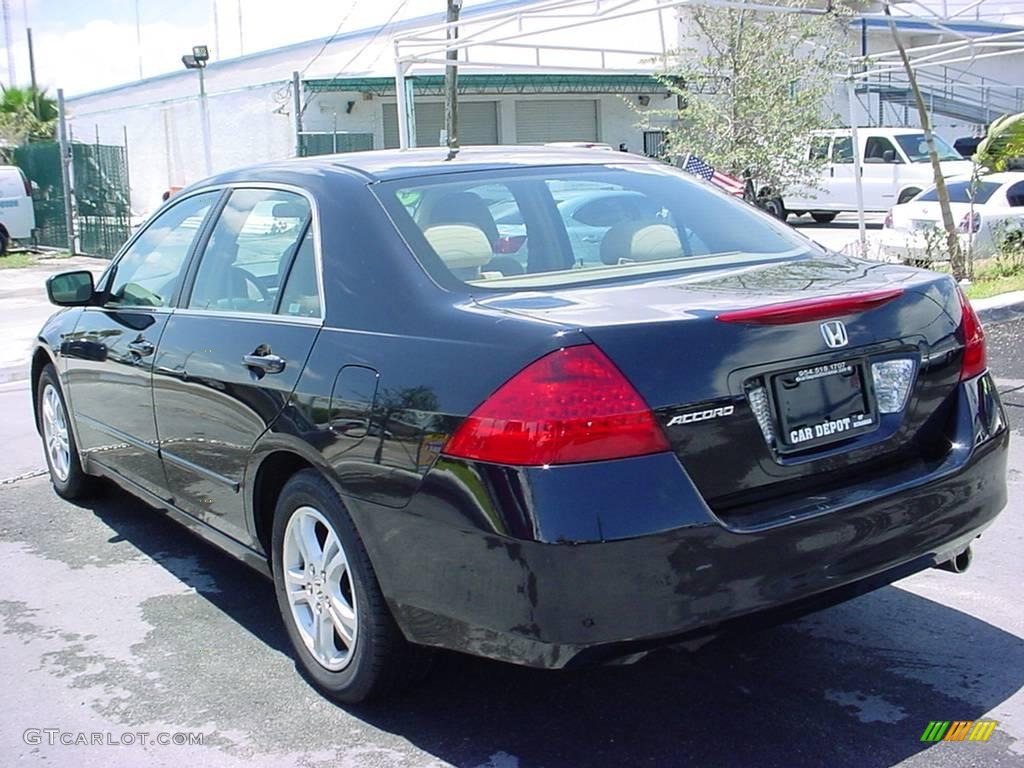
[382, 0, 1023, 254]
[306, 72, 671, 96]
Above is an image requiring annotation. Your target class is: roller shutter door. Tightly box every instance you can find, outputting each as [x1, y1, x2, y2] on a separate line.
[515, 100, 598, 144]
[383, 101, 498, 148]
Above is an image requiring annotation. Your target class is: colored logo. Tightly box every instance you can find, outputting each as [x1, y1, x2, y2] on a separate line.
[920, 720, 998, 742]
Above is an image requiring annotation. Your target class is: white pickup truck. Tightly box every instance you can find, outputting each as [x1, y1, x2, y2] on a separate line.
[783, 128, 973, 223]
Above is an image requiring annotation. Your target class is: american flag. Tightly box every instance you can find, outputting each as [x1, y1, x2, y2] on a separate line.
[680, 153, 747, 197]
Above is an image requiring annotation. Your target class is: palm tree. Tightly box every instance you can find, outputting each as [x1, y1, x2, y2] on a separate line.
[975, 112, 1024, 172]
[0, 85, 58, 141]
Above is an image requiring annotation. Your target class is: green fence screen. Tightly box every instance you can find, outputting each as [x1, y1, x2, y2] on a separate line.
[13, 140, 131, 258]
[13, 142, 68, 249]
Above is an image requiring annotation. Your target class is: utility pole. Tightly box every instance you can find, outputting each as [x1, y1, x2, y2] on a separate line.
[57, 89, 77, 255]
[292, 70, 303, 157]
[237, 0, 245, 56]
[2, 0, 15, 85]
[443, 0, 462, 151]
[26, 27, 37, 114]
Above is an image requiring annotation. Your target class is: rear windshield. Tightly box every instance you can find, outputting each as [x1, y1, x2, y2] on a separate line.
[375, 164, 816, 290]
[918, 180, 1000, 204]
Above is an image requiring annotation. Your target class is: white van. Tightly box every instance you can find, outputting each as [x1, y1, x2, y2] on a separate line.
[783, 128, 973, 222]
[0, 165, 36, 254]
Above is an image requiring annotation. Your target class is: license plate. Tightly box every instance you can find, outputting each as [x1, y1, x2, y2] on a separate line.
[910, 219, 937, 231]
[772, 359, 877, 452]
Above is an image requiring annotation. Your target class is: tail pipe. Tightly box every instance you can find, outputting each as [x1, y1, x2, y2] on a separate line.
[936, 546, 973, 574]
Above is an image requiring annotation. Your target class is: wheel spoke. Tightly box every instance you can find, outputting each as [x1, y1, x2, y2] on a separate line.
[284, 567, 307, 586]
[322, 535, 347, 580]
[313, 608, 336, 660]
[294, 515, 323, 570]
[327, 595, 356, 647]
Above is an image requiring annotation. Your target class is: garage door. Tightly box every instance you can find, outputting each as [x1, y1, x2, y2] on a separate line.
[515, 100, 598, 144]
[383, 101, 498, 148]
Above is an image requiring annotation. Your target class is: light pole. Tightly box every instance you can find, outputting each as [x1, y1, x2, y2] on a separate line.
[182, 45, 213, 176]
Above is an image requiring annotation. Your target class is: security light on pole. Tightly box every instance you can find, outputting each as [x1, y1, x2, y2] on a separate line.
[182, 44, 213, 176]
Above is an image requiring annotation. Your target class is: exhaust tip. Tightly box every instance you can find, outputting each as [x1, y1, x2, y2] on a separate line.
[936, 546, 973, 574]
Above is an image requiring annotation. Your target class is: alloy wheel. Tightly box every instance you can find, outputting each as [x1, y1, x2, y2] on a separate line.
[282, 505, 358, 671]
[41, 384, 71, 482]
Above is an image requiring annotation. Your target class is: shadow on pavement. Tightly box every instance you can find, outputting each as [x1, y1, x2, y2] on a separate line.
[80, 483, 1023, 768]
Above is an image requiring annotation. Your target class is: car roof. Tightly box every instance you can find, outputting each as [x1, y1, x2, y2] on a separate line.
[204, 146, 658, 186]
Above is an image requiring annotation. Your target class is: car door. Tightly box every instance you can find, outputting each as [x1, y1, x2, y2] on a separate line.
[63, 191, 219, 498]
[829, 135, 858, 210]
[151, 186, 322, 545]
[860, 135, 903, 210]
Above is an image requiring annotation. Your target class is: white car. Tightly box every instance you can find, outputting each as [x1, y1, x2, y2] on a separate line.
[879, 172, 1024, 263]
[0, 164, 36, 254]
[784, 128, 972, 220]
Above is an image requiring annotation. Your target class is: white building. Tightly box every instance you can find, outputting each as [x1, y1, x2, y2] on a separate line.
[64, 0, 1024, 216]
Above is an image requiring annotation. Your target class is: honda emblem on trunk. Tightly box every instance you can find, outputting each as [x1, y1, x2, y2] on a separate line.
[820, 320, 849, 349]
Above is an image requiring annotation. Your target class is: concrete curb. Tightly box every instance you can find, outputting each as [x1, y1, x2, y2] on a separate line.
[971, 291, 1024, 328]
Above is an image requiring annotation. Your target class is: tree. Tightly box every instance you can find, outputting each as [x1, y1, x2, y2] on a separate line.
[654, 0, 852, 198]
[883, 5, 966, 279]
[0, 85, 58, 147]
[975, 111, 1024, 172]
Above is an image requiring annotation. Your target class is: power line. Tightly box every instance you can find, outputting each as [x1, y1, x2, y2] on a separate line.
[298, 0, 410, 119]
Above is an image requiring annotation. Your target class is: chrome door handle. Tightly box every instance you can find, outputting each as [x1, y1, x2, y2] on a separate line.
[128, 339, 155, 356]
[242, 353, 286, 374]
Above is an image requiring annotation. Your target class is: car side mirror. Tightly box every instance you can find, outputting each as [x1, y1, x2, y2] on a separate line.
[46, 270, 95, 306]
[882, 149, 899, 163]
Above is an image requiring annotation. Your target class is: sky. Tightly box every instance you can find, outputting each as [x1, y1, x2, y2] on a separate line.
[1, 0, 1023, 96]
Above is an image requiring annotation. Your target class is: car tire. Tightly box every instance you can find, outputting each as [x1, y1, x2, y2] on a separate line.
[811, 212, 837, 224]
[37, 364, 96, 499]
[761, 197, 786, 220]
[897, 188, 921, 205]
[271, 468, 429, 703]
[0, 228, 8, 257]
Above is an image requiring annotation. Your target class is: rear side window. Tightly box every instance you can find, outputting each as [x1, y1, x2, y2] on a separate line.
[832, 137, 854, 164]
[376, 164, 813, 290]
[1005, 181, 1024, 207]
[918, 181, 1000, 204]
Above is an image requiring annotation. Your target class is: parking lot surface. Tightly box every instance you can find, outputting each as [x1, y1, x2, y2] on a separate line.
[1, 318, 1022, 768]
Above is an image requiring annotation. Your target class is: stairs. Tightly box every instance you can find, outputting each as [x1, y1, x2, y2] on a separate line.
[858, 66, 1024, 125]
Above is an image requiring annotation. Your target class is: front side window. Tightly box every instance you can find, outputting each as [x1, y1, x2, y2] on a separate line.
[864, 137, 902, 163]
[188, 189, 311, 314]
[376, 164, 815, 290]
[104, 193, 216, 308]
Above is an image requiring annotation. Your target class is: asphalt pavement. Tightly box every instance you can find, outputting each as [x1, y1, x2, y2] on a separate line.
[0, 299, 1022, 767]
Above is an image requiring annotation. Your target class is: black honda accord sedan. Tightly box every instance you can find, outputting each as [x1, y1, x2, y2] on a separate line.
[32, 147, 1008, 702]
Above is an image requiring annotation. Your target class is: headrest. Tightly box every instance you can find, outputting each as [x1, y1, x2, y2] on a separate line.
[600, 222, 683, 265]
[423, 224, 493, 270]
[272, 201, 309, 220]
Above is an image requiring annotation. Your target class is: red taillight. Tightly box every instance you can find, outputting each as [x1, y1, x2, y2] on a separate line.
[957, 287, 986, 380]
[883, 209, 893, 229]
[493, 235, 527, 254]
[957, 212, 981, 234]
[716, 288, 904, 325]
[20, 170, 31, 198]
[442, 344, 670, 466]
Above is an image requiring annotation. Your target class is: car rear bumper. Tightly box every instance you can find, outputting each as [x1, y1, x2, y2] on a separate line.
[345, 375, 1009, 669]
